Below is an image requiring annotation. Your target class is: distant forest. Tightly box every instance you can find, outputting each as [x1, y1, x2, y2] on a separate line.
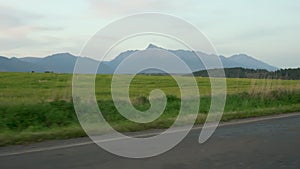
[193, 67, 300, 80]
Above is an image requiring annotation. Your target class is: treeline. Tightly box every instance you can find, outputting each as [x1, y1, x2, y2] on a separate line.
[193, 67, 300, 80]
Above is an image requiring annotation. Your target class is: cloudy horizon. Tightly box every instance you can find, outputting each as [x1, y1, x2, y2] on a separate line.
[0, 0, 299, 68]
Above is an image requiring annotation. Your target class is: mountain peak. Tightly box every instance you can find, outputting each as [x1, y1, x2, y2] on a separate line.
[230, 53, 252, 59]
[45, 52, 76, 59]
[146, 44, 160, 49]
[50, 52, 74, 57]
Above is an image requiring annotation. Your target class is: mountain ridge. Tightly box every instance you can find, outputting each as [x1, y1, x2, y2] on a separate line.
[0, 45, 279, 73]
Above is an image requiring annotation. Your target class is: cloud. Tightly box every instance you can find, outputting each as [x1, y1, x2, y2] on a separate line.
[33, 26, 64, 31]
[0, 35, 36, 52]
[0, 5, 41, 50]
[87, 0, 188, 18]
[0, 5, 42, 28]
[0, 5, 67, 53]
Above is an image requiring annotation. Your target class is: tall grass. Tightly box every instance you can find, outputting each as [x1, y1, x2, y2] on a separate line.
[0, 72, 300, 145]
[0, 90, 300, 146]
[1, 72, 299, 104]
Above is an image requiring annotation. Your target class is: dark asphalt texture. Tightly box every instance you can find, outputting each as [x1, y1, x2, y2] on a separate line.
[1, 114, 299, 169]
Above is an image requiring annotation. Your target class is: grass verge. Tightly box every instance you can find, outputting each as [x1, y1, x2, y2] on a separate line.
[0, 89, 299, 146]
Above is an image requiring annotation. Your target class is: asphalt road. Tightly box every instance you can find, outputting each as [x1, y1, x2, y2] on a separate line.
[1, 113, 300, 169]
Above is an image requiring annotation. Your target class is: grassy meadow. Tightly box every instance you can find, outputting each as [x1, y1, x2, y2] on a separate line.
[0, 72, 300, 146]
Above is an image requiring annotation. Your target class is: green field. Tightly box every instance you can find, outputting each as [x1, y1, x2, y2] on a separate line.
[0, 72, 300, 146]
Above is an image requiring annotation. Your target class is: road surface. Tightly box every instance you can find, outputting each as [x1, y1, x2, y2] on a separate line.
[0, 113, 300, 169]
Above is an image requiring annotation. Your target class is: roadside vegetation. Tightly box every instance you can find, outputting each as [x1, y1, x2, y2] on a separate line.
[0, 72, 299, 146]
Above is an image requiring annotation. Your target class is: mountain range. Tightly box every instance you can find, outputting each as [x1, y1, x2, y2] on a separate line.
[0, 44, 278, 74]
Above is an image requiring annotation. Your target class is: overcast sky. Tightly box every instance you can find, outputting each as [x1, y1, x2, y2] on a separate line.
[0, 0, 299, 68]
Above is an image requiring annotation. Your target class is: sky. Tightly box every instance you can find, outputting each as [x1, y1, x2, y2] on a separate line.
[0, 0, 299, 68]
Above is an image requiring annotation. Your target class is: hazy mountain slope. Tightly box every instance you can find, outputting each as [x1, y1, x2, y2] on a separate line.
[0, 56, 44, 72]
[106, 44, 278, 73]
[36, 53, 113, 74]
[34, 53, 77, 73]
[19, 57, 43, 63]
[0, 44, 278, 73]
[228, 54, 277, 71]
